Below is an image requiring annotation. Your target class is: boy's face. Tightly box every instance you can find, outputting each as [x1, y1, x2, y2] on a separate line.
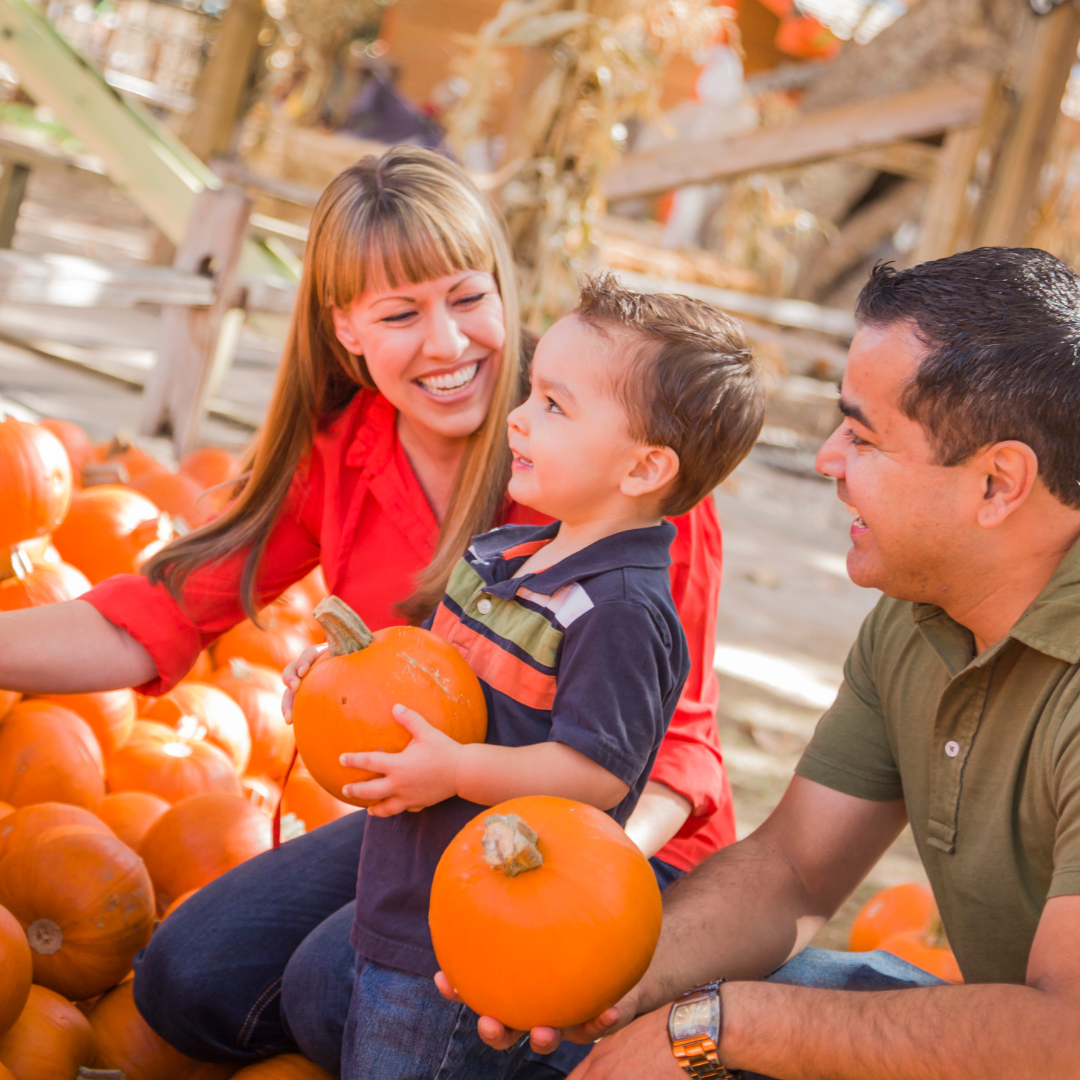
[506, 315, 668, 523]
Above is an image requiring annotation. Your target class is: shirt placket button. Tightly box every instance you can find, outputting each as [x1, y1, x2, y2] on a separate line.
[945, 740, 960, 758]
[477, 598, 492, 615]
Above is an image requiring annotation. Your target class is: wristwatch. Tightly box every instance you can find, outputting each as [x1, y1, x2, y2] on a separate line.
[668, 981, 740, 1079]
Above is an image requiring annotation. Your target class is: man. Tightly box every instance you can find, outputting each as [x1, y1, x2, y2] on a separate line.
[467, 247, 1080, 1079]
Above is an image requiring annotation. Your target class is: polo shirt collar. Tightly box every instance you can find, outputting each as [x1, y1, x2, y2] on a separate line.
[480, 520, 676, 599]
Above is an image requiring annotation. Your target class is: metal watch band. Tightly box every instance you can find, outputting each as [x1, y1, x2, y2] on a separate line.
[672, 1035, 738, 1079]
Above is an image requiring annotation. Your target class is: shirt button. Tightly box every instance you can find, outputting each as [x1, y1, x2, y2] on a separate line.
[477, 598, 492, 615]
[945, 740, 960, 758]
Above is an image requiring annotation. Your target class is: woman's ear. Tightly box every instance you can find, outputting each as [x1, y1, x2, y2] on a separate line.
[331, 305, 363, 355]
[621, 446, 680, 500]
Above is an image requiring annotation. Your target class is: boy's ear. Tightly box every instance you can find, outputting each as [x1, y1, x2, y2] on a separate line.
[621, 445, 680, 500]
[331, 305, 363, 355]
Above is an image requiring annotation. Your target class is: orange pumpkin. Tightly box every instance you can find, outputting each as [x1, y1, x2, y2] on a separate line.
[0, 802, 13, 821]
[37, 419, 93, 489]
[0, 562, 91, 612]
[0, 904, 31, 1038]
[143, 683, 252, 775]
[0, 416, 72, 550]
[429, 796, 662, 1031]
[105, 723, 241, 805]
[0, 803, 113, 860]
[179, 446, 239, 490]
[880, 915, 963, 984]
[0, 701, 105, 810]
[292, 597, 487, 808]
[210, 660, 293, 781]
[211, 612, 316, 673]
[0, 984, 95, 1080]
[52, 486, 173, 584]
[139, 793, 272, 913]
[36, 689, 136, 757]
[161, 889, 199, 920]
[280, 764, 358, 833]
[128, 470, 212, 531]
[96, 792, 171, 852]
[187, 650, 215, 682]
[0, 829, 155, 1000]
[240, 775, 281, 816]
[849, 883, 936, 953]
[230, 1053, 335, 1080]
[0, 695, 17, 722]
[90, 980, 237, 1080]
[92, 436, 169, 482]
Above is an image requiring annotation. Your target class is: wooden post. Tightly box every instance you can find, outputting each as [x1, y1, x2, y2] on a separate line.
[139, 186, 251, 453]
[0, 161, 28, 248]
[977, 2, 1080, 247]
[910, 125, 983, 265]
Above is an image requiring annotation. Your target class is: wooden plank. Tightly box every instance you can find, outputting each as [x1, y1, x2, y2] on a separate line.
[604, 80, 990, 202]
[606, 268, 858, 338]
[139, 186, 251, 452]
[911, 124, 983, 265]
[212, 158, 322, 209]
[0, 162, 29, 249]
[841, 141, 940, 182]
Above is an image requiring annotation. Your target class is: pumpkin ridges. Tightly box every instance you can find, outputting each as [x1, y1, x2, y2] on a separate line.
[105, 726, 241, 805]
[37, 420, 93, 487]
[0, 984, 96, 1080]
[0, 803, 113, 861]
[210, 614, 315, 673]
[209, 661, 293, 782]
[128, 470, 211, 531]
[280, 764, 358, 833]
[0, 417, 72, 550]
[96, 792, 171, 852]
[0, 563, 92, 612]
[143, 683, 252, 775]
[0, 904, 31, 1038]
[36, 690, 136, 758]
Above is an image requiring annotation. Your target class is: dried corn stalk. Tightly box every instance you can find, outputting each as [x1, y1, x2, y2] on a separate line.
[446, 0, 735, 328]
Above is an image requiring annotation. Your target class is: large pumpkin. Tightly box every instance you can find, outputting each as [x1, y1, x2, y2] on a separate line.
[0, 562, 91, 612]
[0, 803, 113, 860]
[211, 613, 315, 673]
[849, 883, 935, 953]
[0, 830, 155, 1001]
[128, 470, 212, 531]
[429, 796, 662, 1032]
[52, 486, 173, 584]
[0, 904, 31, 1038]
[881, 912, 963, 984]
[292, 597, 487, 808]
[210, 660, 293, 781]
[139, 793, 271, 913]
[37, 419, 93, 488]
[0, 416, 72, 550]
[106, 722, 241, 804]
[0, 985, 95, 1080]
[143, 683, 252, 774]
[92, 436, 169, 482]
[89, 980, 237, 1080]
[96, 792, 171, 852]
[230, 1053, 334, 1080]
[280, 763, 358, 833]
[0, 701, 105, 810]
[37, 689, 136, 757]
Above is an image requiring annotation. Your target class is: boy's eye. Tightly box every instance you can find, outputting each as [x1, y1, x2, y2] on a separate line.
[545, 397, 563, 414]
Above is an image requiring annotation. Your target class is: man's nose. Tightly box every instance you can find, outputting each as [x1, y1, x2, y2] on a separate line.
[815, 424, 846, 481]
[423, 307, 469, 360]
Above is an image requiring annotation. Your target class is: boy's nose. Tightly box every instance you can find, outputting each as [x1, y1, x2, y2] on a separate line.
[507, 403, 527, 434]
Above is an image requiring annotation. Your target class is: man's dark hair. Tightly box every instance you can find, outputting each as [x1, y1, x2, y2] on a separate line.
[856, 248, 1080, 509]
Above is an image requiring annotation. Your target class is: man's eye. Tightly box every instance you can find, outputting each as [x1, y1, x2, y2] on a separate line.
[845, 428, 868, 446]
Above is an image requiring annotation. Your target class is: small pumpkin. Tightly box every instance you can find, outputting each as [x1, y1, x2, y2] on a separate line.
[37, 689, 136, 757]
[91, 436, 169, 482]
[128, 470, 212, 532]
[210, 660, 293, 781]
[292, 597, 487, 808]
[0, 416, 72, 551]
[0, 830, 155, 1001]
[89, 980, 237, 1080]
[0, 985, 95, 1080]
[106, 722, 241, 805]
[880, 911, 963, 984]
[0, 695, 17, 723]
[179, 446, 239, 490]
[0, 904, 31, 1038]
[849, 883, 935, 953]
[280, 763, 358, 833]
[429, 796, 662, 1031]
[96, 792, 171, 852]
[187, 650, 215, 682]
[0, 562, 92, 612]
[0, 701, 105, 810]
[37, 420, 93, 489]
[52, 486, 173, 585]
[211, 612, 315, 673]
[230, 1053, 335, 1080]
[139, 792, 272, 913]
[143, 683, 252, 775]
[0, 803, 113, 860]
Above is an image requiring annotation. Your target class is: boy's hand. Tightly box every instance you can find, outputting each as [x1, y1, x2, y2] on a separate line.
[340, 704, 463, 816]
[281, 643, 328, 723]
[433, 970, 630, 1052]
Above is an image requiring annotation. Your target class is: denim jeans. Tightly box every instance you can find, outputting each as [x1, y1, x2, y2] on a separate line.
[133, 808, 685, 1077]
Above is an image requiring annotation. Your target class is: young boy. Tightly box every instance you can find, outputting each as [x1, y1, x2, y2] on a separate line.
[288, 275, 764, 1080]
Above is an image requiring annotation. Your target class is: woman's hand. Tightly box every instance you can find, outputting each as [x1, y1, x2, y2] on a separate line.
[281, 643, 328, 723]
[432, 970, 637, 1053]
[339, 704, 462, 816]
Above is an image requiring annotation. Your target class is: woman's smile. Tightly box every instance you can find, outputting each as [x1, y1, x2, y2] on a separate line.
[415, 360, 482, 398]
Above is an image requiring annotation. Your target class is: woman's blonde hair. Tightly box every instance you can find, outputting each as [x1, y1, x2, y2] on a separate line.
[144, 146, 522, 623]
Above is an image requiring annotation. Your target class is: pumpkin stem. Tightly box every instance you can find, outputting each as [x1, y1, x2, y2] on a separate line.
[925, 909, 950, 949]
[481, 813, 543, 877]
[78, 1069, 127, 1080]
[314, 596, 375, 655]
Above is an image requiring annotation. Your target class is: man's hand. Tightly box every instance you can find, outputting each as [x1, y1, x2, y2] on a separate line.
[340, 704, 462, 816]
[281, 643, 328, 722]
[568, 1007, 683, 1079]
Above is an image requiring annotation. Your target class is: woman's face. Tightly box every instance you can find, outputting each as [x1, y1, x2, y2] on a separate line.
[331, 269, 506, 445]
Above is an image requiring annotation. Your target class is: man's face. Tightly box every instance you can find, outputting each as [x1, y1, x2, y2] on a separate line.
[815, 321, 985, 602]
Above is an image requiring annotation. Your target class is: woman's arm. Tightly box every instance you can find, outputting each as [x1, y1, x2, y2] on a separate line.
[0, 600, 158, 694]
[340, 704, 629, 817]
[624, 781, 693, 857]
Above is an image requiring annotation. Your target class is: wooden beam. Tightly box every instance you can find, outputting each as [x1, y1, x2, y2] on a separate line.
[911, 124, 983, 265]
[977, 3, 1080, 247]
[0, 161, 28, 248]
[604, 80, 989, 202]
[840, 141, 940, 182]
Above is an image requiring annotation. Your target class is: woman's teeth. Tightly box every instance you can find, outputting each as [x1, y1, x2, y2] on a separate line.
[417, 363, 479, 395]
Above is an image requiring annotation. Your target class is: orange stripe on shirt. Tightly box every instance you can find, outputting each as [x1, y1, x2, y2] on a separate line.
[433, 610, 557, 711]
[500, 538, 552, 560]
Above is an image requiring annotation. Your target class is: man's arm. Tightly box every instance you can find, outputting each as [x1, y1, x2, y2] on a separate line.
[574, 893, 1080, 1079]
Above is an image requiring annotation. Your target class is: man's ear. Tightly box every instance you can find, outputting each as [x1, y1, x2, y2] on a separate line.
[331, 305, 363, 355]
[975, 440, 1039, 529]
[621, 446, 680, 500]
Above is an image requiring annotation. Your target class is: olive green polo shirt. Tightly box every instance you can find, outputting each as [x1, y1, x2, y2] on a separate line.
[795, 537, 1080, 985]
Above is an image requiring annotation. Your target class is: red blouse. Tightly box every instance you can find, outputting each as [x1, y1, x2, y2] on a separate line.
[85, 391, 735, 870]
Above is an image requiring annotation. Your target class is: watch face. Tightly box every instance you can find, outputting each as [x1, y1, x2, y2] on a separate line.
[671, 995, 720, 1042]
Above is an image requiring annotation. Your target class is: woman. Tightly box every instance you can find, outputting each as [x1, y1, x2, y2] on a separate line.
[0, 148, 734, 1075]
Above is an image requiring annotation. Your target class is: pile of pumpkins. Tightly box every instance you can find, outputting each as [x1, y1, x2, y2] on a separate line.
[0, 412, 356, 1080]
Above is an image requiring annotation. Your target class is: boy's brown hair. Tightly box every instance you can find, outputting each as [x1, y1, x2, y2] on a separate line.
[575, 273, 765, 517]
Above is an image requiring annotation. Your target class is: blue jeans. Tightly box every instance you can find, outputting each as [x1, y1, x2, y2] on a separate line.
[133, 809, 684, 1076]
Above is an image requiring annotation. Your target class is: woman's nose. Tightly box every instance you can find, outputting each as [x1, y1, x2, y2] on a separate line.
[814, 424, 847, 481]
[423, 307, 469, 361]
